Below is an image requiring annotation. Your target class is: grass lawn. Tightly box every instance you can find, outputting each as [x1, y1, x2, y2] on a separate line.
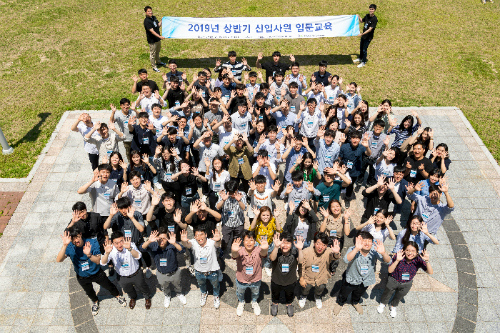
[0, 0, 499, 178]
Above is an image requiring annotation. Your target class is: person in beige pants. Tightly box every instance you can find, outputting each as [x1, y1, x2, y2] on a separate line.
[143, 6, 165, 72]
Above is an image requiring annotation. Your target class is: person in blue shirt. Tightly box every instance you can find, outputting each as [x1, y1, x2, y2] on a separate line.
[333, 231, 391, 316]
[141, 228, 187, 308]
[339, 132, 371, 207]
[56, 226, 125, 316]
[281, 134, 315, 186]
[315, 162, 351, 210]
[314, 128, 342, 175]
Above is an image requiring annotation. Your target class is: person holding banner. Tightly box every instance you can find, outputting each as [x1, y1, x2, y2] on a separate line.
[256, 51, 295, 82]
[354, 4, 378, 68]
[144, 6, 165, 73]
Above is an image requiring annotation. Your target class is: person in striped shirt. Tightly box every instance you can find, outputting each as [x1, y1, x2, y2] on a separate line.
[214, 51, 251, 82]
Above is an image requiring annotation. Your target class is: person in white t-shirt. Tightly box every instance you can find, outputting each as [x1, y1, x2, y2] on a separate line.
[180, 228, 222, 309]
[71, 112, 101, 170]
[200, 156, 231, 210]
[355, 210, 396, 244]
[247, 175, 280, 219]
[252, 150, 277, 190]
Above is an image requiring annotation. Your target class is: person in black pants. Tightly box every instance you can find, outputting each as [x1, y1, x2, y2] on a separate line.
[269, 232, 303, 317]
[56, 227, 126, 316]
[354, 4, 378, 68]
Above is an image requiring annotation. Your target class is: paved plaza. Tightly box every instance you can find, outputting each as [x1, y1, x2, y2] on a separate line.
[0, 107, 499, 332]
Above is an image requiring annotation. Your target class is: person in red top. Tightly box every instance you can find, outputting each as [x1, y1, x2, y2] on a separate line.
[231, 230, 269, 316]
[377, 241, 433, 318]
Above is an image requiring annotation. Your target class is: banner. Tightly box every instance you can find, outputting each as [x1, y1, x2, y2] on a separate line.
[161, 15, 359, 39]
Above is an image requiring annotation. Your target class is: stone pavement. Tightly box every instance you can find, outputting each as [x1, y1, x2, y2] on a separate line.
[0, 107, 499, 332]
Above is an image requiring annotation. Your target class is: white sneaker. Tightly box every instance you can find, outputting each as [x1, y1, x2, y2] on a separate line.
[177, 294, 187, 305]
[298, 297, 306, 308]
[214, 296, 220, 309]
[264, 267, 272, 277]
[251, 302, 261, 316]
[315, 297, 322, 309]
[357, 62, 366, 68]
[236, 302, 245, 316]
[200, 293, 208, 307]
[390, 306, 397, 318]
[144, 268, 152, 279]
[353, 58, 361, 63]
[377, 303, 385, 314]
[164, 295, 171, 308]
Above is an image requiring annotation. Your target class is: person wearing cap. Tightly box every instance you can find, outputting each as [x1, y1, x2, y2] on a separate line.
[256, 51, 295, 82]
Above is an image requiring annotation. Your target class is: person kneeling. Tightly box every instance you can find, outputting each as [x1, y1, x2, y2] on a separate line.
[101, 231, 152, 310]
[232, 230, 269, 316]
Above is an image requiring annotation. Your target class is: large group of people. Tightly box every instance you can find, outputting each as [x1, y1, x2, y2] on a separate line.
[59, 39, 455, 320]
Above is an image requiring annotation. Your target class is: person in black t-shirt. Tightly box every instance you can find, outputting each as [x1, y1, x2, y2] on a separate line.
[143, 6, 165, 72]
[354, 4, 378, 68]
[269, 232, 303, 317]
[162, 76, 186, 108]
[361, 176, 402, 223]
[256, 51, 295, 82]
[171, 160, 205, 208]
[185, 200, 221, 238]
[147, 191, 188, 240]
[404, 141, 433, 184]
[132, 68, 159, 94]
[67, 201, 106, 253]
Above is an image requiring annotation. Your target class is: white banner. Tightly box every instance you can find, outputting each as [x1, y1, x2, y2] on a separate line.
[161, 16, 359, 39]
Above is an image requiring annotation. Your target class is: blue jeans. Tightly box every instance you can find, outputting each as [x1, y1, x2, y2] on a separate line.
[359, 38, 372, 63]
[195, 271, 220, 297]
[236, 279, 261, 303]
[181, 193, 200, 208]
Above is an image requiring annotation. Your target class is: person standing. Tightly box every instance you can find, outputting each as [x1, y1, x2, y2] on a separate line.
[354, 4, 378, 68]
[144, 6, 166, 73]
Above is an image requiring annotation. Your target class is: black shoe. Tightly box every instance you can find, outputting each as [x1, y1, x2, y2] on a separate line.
[287, 304, 294, 317]
[271, 303, 278, 316]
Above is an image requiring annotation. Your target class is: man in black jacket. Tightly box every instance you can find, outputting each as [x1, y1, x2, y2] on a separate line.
[144, 6, 166, 72]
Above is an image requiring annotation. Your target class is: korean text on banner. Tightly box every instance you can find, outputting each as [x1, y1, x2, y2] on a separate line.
[161, 16, 360, 39]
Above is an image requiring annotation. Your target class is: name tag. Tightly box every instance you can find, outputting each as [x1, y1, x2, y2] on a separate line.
[282, 263, 289, 273]
[282, 125, 287, 129]
[290, 106, 296, 112]
[160, 258, 167, 267]
[360, 265, 369, 275]
[232, 70, 237, 75]
[295, 229, 305, 237]
[156, 129, 161, 135]
[238, 158, 244, 165]
[201, 91, 206, 97]
[307, 121, 314, 126]
[346, 161, 353, 169]
[294, 200, 300, 206]
[186, 188, 192, 195]
[121, 261, 129, 270]
[124, 230, 132, 238]
[143, 137, 149, 144]
[214, 183, 221, 191]
[124, 120, 129, 125]
[245, 266, 254, 275]
[103, 193, 111, 201]
[422, 213, 429, 220]
[81, 261, 89, 271]
[410, 170, 417, 178]
[259, 115, 263, 120]
[240, 123, 246, 128]
[402, 273, 410, 281]
[134, 200, 142, 207]
[397, 139, 404, 145]
[329, 96, 334, 101]
[106, 150, 113, 156]
[200, 257, 208, 264]
[175, 101, 180, 106]
[227, 211, 234, 218]
[277, 96, 280, 100]
[374, 207, 380, 214]
[166, 172, 172, 177]
[185, 146, 190, 151]
[371, 141, 378, 149]
[330, 230, 337, 237]
[312, 265, 319, 273]
[325, 155, 332, 160]
[323, 195, 330, 203]
[168, 225, 175, 233]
